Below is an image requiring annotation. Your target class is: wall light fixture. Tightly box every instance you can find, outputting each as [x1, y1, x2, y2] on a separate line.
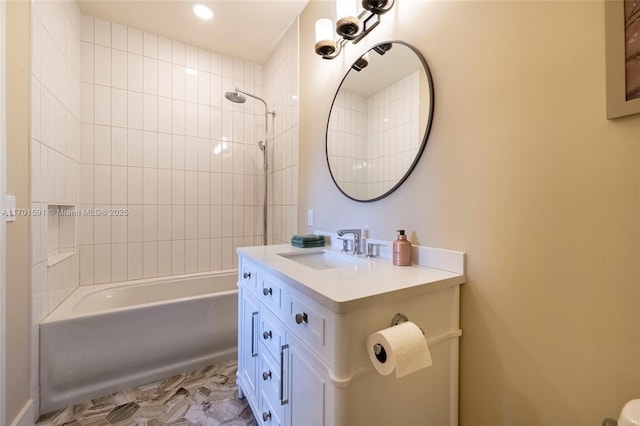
[314, 0, 395, 60]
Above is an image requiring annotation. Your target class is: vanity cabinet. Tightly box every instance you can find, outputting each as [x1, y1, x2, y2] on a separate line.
[237, 246, 465, 426]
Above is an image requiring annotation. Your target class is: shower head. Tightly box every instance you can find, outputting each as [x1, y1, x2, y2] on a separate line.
[224, 90, 246, 104]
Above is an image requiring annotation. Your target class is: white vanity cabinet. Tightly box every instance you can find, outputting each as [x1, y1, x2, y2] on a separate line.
[237, 245, 465, 426]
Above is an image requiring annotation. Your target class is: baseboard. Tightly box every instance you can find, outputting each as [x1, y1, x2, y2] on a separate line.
[10, 399, 35, 426]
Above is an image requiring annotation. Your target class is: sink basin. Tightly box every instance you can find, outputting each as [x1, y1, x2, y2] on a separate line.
[278, 250, 366, 270]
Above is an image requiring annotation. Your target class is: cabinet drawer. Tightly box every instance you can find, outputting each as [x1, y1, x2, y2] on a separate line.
[285, 294, 326, 352]
[259, 273, 283, 314]
[259, 351, 283, 420]
[239, 259, 258, 291]
[260, 308, 285, 362]
[259, 390, 283, 426]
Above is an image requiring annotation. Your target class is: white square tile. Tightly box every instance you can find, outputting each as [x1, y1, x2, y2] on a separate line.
[222, 55, 234, 78]
[94, 18, 111, 47]
[198, 106, 210, 139]
[143, 168, 158, 205]
[143, 94, 158, 131]
[197, 138, 210, 171]
[171, 205, 185, 239]
[172, 41, 185, 65]
[186, 45, 198, 69]
[111, 22, 127, 51]
[79, 208, 94, 246]
[158, 61, 172, 98]
[111, 88, 128, 128]
[111, 211, 128, 244]
[94, 207, 112, 245]
[185, 205, 197, 239]
[210, 206, 221, 238]
[157, 97, 172, 134]
[157, 205, 172, 240]
[221, 205, 232, 237]
[198, 72, 211, 106]
[127, 129, 143, 167]
[197, 239, 210, 272]
[81, 42, 94, 84]
[171, 170, 185, 204]
[111, 166, 128, 204]
[111, 49, 127, 89]
[94, 244, 111, 284]
[210, 173, 222, 205]
[128, 53, 143, 92]
[111, 127, 128, 166]
[186, 73, 198, 103]
[94, 85, 112, 127]
[143, 57, 158, 95]
[157, 169, 172, 205]
[185, 171, 197, 205]
[128, 205, 143, 242]
[233, 58, 245, 82]
[81, 83, 94, 125]
[143, 32, 158, 58]
[80, 245, 94, 285]
[81, 15, 94, 43]
[127, 167, 143, 204]
[143, 241, 158, 278]
[171, 135, 185, 170]
[211, 53, 222, 76]
[198, 205, 210, 239]
[171, 240, 185, 275]
[210, 238, 221, 270]
[185, 137, 198, 171]
[221, 173, 233, 205]
[94, 125, 111, 165]
[185, 239, 197, 273]
[94, 165, 111, 205]
[143, 131, 158, 168]
[185, 102, 198, 137]
[158, 37, 172, 62]
[111, 243, 128, 282]
[198, 171, 210, 204]
[232, 205, 243, 237]
[143, 205, 158, 241]
[128, 242, 143, 280]
[127, 28, 143, 54]
[157, 241, 171, 276]
[221, 237, 233, 269]
[210, 74, 222, 108]
[172, 64, 186, 101]
[127, 92, 143, 130]
[198, 48, 210, 72]
[210, 107, 221, 141]
[157, 133, 172, 169]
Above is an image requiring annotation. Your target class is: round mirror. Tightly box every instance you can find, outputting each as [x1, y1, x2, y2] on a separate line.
[326, 41, 434, 202]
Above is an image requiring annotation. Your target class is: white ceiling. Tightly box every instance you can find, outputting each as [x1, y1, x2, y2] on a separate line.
[77, 0, 310, 64]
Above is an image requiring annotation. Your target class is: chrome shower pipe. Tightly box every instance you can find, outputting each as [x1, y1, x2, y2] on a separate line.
[233, 88, 275, 246]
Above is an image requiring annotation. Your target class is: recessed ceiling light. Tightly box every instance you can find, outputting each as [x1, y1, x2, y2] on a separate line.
[192, 3, 213, 20]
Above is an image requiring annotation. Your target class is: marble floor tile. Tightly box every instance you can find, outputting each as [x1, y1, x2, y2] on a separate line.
[36, 359, 257, 426]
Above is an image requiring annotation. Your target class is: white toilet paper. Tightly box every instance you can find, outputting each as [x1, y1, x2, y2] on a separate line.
[366, 321, 432, 378]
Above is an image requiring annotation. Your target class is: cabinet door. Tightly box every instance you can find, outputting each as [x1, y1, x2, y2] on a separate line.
[238, 287, 260, 403]
[283, 332, 327, 426]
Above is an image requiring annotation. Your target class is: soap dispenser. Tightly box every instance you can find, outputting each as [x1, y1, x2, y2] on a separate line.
[393, 230, 412, 266]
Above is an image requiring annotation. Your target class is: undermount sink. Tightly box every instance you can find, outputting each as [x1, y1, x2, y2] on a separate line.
[278, 250, 366, 270]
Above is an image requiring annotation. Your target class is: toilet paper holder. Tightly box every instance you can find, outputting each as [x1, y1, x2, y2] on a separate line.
[373, 313, 425, 361]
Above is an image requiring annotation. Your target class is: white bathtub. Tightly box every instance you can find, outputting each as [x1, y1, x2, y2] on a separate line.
[40, 270, 238, 413]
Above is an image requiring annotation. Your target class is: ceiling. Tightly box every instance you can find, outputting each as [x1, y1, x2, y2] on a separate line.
[77, 0, 310, 64]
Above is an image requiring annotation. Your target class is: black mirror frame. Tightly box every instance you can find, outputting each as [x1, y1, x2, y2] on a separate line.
[325, 40, 435, 202]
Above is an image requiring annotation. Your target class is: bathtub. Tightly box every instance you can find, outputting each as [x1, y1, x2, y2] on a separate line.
[40, 270, 238, 413]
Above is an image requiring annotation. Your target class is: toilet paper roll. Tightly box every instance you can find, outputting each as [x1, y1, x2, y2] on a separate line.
[366, 321, 432, 378]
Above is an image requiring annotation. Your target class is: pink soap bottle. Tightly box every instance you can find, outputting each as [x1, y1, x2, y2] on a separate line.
[393, 230, 412, 266]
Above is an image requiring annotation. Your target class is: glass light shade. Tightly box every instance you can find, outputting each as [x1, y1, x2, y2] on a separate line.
[315, 18, 334, 43]
[336, 0, 358, 18]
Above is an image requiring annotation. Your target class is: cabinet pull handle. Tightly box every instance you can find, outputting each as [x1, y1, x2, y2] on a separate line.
[262, 411, 271, 421]
[251, 311, 258, 358]
[262, 287, 273, 296]
[243, 271, 251, 279]
[280, 344, 289, 405]
[295, 312, 308, 324]
[263, 330, 272, 340]
[262, 370, 272, 380]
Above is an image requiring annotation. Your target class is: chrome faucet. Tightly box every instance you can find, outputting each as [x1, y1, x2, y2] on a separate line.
[336, 229, 361, 255]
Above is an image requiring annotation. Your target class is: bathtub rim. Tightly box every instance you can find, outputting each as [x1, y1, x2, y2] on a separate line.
[42, 269, 238, 324]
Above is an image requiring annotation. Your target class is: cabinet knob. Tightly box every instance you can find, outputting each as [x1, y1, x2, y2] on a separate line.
[243, 271, 251, 279]
[263, 330, 272, 340]
[262, 287, 273, 296]
[262, 411, 272, 421]
[262, 370, 272, 380]
[295, 312, 308, 324]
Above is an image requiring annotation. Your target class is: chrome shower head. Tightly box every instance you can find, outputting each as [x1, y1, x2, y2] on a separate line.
[224, 91, 246, 104]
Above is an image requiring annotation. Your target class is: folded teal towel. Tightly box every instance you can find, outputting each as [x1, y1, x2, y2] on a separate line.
[291, 234, 325, 243]
[291, 234, 325, 248]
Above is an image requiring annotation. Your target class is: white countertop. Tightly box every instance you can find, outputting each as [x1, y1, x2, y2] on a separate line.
[237, 244, 466, 313]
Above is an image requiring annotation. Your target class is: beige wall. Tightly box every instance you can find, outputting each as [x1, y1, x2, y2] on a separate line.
[6, 0, 31, 423]
[299, 1, 640, 424]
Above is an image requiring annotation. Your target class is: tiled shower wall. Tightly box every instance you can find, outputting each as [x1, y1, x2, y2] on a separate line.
[30, 0, 83, 411]
[328, 71, 420, 199]
[264, 20, 299, 244]
[78, 17, 266, 284]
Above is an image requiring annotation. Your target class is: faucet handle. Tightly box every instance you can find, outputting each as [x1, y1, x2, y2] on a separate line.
[367, 243, 384, 258]
[337, 237, 352, 253]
